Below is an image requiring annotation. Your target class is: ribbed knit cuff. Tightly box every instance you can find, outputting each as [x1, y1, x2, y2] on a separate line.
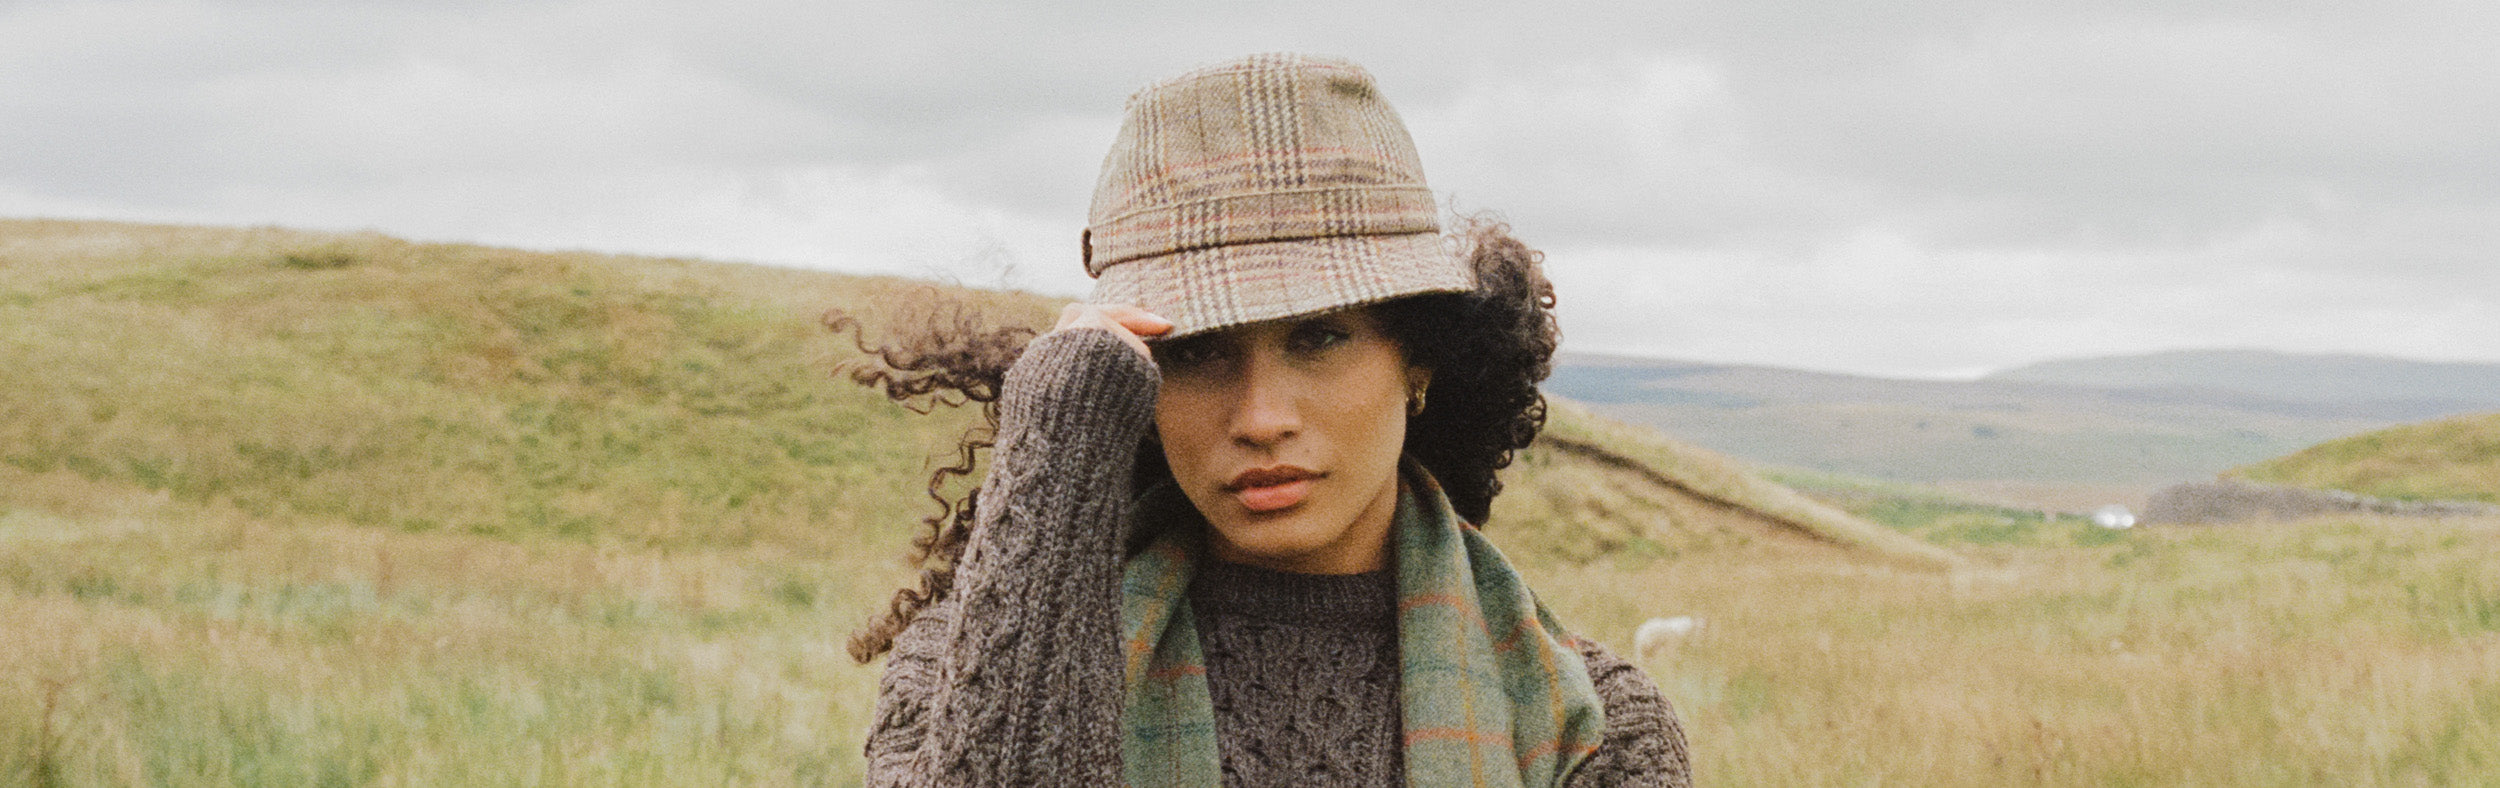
[999, 327, 1161, 457]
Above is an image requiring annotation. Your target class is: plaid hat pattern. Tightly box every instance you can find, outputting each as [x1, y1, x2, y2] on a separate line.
[1085, 53, 1475, 338]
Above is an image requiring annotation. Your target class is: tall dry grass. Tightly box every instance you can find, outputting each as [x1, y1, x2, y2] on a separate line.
[12, 459, 2495, 785]
[1524, 516, 2500, 786]
[1, 466, 884, 785]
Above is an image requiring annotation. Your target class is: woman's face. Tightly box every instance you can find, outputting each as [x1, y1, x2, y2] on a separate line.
[1153, 306, 1422, 575]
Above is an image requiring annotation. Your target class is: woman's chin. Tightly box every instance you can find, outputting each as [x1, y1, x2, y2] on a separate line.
[1207, 515, 1336, 570]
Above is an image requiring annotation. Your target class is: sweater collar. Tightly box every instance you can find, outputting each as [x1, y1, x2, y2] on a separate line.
[1185, 557, 1396, 629]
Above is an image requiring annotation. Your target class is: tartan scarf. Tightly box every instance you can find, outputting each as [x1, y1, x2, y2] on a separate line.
[1118, 459, 1608, 787]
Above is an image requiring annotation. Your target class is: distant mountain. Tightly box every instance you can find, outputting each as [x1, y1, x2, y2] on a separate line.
[1546, 350, 2497, 508]
[2229, 411, 2500, 504]
[1986, 350, 2500, 418]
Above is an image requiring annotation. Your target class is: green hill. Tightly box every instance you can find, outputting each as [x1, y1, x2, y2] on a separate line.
[0, 218, 1945, 784]
[0, 218, 1007, 553]
[2228, 411, 2500, 504]
[0, 218, 1927, 563]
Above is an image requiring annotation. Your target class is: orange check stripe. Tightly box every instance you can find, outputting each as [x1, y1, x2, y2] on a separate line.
[1405, 728, 1515, 747]
[1399, 592, 1468, 612]
[1515, 740, 1560, 770]
[1148, 664, 1206, 681]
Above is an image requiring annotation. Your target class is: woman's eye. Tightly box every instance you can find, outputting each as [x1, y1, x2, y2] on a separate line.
[1288, 323, 1351, 353]
[1153, 339, 1222, 368]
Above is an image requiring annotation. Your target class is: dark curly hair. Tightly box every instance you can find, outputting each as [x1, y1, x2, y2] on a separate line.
[834, 218, 1560, 663]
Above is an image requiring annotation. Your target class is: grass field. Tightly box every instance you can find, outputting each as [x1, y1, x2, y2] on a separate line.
[5, 220, 2497, 785]
[1531, 515, 2500, 786]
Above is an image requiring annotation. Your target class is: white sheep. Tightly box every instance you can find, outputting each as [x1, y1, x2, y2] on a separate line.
[2091, 505, 2137, 530]
[1633, 616, 1703, 661]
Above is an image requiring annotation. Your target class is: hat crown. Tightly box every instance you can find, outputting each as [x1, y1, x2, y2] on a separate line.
[1084, 53, 1442, 274]
[1083, 54, 1473, 338]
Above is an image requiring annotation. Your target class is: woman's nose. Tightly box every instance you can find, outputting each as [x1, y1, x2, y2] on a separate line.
[1229, 358, 1301, 448]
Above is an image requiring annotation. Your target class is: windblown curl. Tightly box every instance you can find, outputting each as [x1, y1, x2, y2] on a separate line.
[824, 299, 1035, 412]
[823, 298, 1035, 663]
[838, 218, 1561, 662]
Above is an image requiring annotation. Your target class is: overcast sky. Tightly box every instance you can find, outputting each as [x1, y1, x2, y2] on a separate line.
[7, 0, 2496, 378]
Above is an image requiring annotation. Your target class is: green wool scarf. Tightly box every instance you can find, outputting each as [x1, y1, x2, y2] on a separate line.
[1118, 460, 1608, 787]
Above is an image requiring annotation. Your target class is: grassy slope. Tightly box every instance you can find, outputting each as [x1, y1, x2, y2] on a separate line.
[1, 220, 1026, 784]
[0, 220, 1032, 549]
[2229, 411, 2500, 504]
[1536, 403, 1961, 569]
[6, 219, 2496, 786]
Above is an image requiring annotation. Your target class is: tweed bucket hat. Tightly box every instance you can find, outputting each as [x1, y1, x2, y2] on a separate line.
[1084, 53, 1475, 338]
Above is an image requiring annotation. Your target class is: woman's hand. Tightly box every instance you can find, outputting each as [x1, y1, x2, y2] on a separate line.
[1051, 303, 1172, 361]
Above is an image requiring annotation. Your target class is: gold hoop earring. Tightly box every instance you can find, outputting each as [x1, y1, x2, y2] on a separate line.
[1408, 385, 1428, 416]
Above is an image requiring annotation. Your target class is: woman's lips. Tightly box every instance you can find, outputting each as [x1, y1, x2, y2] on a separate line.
[1234, 479, 1313, 513]
[1227, 465, 1322, 513]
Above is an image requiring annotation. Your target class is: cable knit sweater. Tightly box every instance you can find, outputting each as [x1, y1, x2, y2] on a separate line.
[863, 328, 1693, 786]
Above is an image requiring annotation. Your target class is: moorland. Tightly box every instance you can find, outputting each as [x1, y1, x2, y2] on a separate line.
[3, 219, 2495, 786]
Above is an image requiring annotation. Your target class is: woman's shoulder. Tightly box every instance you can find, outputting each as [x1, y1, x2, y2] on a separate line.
[1571, 637, 1658, 707]
[1567, 636, 1694, 787]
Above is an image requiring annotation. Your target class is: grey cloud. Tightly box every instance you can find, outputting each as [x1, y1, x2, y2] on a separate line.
[1380, 2, 2500, 258]
[5, 0, 2497, 375]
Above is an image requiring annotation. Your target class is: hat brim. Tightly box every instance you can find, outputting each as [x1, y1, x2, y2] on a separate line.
[1087, 231, 1475, 339]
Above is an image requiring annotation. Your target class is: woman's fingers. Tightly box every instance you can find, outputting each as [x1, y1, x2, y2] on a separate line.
[1106, 305, 1174, 338]
[1052, 303, 1169, 360]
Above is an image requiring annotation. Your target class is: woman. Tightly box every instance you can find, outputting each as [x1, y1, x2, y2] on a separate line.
[849, 54, 1692, 787]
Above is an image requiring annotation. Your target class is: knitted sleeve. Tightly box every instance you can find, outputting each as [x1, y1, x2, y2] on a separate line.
[1565, 638, 1694, 787]
[863, 327, 1161, 787]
